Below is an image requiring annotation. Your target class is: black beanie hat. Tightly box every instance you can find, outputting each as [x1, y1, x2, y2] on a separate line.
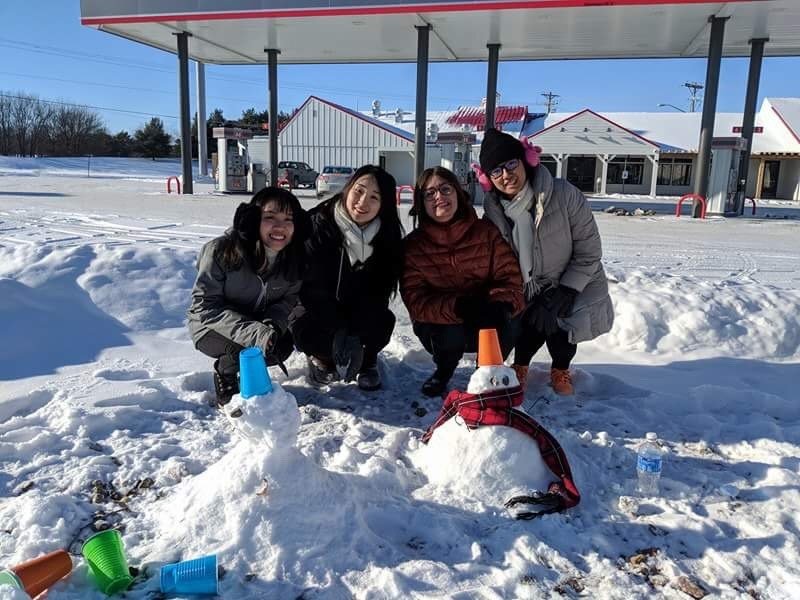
[479, 128, 525, 173]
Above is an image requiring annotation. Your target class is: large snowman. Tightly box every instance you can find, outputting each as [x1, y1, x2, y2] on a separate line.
[413, 329, 580, 519]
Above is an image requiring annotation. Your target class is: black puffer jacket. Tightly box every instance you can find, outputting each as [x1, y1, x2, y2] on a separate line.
[300, 197, 402, 332]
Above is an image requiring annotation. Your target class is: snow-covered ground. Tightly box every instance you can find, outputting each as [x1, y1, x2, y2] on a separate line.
[1, 157, 799, 599]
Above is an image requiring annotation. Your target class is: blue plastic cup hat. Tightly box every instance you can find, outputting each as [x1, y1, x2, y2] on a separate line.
[239, 346, 272, 398]
[160, 554, 218, 595]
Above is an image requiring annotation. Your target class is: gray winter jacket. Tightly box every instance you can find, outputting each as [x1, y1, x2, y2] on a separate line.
[187, 236, 302, 350]
[483, 166, 614, 343]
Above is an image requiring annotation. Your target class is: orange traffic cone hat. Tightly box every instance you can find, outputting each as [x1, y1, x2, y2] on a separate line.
[477, 329, 503, 367]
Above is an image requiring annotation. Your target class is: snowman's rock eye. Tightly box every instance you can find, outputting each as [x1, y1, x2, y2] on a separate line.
[490, 376, 498, 386]
[502, 376, 509, 386]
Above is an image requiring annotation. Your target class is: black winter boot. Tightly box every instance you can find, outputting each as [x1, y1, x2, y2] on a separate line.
[306, 355, 340, 387]
[421, 365, 455, 397]
[356, 353, 381, 391]
[213, 359, 239, 407]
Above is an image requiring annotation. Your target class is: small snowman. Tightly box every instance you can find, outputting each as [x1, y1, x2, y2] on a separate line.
[224, 347, 301, 449]
[416, 329, 580, 519]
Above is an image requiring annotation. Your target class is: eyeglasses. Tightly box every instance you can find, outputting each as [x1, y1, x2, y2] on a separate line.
[422, 183, 456, 201]
[489, 158, 521, 179]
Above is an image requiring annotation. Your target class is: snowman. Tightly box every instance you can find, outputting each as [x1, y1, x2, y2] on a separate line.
[222, 347, 301, 449]
[415, 329, 580, 519]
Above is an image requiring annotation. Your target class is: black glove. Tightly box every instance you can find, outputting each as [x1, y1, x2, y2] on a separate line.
[454, 289, 488, 323]
[528, 304, 559, 336]
[332, 328, 364, 383]
[481, 301, 513, 328]
[232, 202, 261, 243]
[542, 285, 578, 318]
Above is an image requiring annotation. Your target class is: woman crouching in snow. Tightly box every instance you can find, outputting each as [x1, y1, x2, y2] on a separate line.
[477, 128, 614, 395]
[401, 166, 525, 398]
[187, 187, 309, 407]
[292, 165, 404, 391]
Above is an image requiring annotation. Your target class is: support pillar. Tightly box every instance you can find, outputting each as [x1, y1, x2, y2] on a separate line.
[738, 37, 768, 213]
[485, 43, 501, 130]
[599, 154, 614, 196]
[692, 16, 728, 217]
[266, 48, 280, 187]
[414, 25, 431, 183]
[175, 32, 193, 194]
[648, 153, 660, 198]
[556, 154, 569, 178]
[196, 61, 208, 177]
[754, 159, 765, 199]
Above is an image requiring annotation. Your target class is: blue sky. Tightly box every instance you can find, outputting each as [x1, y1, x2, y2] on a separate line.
[2, 2, 798, 136]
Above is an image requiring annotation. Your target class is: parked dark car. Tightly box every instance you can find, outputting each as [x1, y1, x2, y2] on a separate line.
[277, 161, 318, 189]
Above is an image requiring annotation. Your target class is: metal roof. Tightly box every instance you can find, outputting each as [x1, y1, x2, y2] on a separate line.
[446, 105, 527, 129]
[80, 1, 800, 64]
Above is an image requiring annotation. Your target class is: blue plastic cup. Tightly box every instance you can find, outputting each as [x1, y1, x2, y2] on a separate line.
[239, 347, 272, 398]
[159, 554, 218, 595]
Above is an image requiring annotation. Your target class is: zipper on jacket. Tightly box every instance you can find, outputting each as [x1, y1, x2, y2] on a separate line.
[335, 247, 345, 302]
[255, 279, 268, 311]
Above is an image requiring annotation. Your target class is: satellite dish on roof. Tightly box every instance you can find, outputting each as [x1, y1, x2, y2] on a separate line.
[372, 99, 381, 116]
[395, 107, 404, 123]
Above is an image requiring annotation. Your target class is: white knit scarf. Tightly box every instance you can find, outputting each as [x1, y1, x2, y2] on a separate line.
[333, 200, 381, 266]
[500, 182, 537, 300]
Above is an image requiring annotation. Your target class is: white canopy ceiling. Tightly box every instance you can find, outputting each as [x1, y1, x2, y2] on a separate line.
[80, 1, 800, 64]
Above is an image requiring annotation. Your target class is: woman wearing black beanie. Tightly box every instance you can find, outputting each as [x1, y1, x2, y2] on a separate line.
[477, 128, 614, 396]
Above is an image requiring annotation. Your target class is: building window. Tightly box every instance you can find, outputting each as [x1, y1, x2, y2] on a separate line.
[540, 157, 557, 177]
[607, 157, 644, 185]
[657, 158, 692, 186]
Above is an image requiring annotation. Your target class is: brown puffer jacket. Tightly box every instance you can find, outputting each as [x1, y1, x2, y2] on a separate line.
[401, 206, 525, 325]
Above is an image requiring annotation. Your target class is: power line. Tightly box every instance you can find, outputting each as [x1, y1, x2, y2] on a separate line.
[0, 93, 177, 120]
[541, 91, 560, 114]
[0, 36, 482, 107]
[683, 81, 704, 112]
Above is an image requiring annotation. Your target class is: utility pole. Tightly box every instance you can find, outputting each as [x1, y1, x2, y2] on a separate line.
[541, 91, 560, 114]
[684, 81, 704, 112]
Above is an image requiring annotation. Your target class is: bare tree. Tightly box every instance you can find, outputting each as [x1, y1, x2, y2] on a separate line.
[11, 93, 35, 156]
[51, 105, 105, 155]
[0, 95, 12, 155]
[29, 100, 53, 156]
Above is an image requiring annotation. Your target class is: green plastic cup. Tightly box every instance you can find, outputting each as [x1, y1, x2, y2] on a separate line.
[81, 530, 134, 595]
[0, 569, 26, 594]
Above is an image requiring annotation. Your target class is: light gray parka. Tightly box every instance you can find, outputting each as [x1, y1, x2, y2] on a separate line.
[482, 166, 614, 343]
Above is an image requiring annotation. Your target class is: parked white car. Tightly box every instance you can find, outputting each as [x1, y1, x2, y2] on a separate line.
[316, 166, 355, 197]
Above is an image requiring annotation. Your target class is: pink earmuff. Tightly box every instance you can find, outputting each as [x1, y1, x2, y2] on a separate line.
[471, 163, 493, 192]
[521, 136, 542, 167]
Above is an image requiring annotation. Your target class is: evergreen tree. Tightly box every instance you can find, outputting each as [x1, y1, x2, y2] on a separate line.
[134, 117, 172, 160]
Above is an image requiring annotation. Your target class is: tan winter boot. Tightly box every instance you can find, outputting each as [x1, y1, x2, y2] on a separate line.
[511, 364, 529, 391]
[550, 368, 574, 396]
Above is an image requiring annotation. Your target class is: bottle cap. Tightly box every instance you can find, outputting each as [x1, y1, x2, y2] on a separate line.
[645, 432, 658, 441]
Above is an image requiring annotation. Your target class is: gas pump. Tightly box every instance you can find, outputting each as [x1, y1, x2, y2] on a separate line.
[707, 137, 748, 216]
[212, 127, 254, 193]
[437, 131, 476, 187]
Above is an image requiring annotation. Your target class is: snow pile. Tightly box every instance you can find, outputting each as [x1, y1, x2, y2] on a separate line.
[0, 585, 29, 600]
[604, 269, 800, 360]
[0, 156, 198, 180]
[226, 386, 301, 448]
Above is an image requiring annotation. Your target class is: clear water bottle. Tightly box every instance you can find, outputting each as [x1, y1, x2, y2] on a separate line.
[636, 432, 663, 495]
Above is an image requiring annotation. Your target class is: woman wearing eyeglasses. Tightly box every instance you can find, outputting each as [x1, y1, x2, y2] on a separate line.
[477, 128, 614, 396]
[401, 166, 526, 397]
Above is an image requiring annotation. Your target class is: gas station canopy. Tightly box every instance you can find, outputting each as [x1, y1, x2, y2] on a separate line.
[80, 0, 800, 64]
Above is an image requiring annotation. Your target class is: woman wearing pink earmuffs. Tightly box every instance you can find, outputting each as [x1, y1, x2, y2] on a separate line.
[476, 128, 614, 396]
